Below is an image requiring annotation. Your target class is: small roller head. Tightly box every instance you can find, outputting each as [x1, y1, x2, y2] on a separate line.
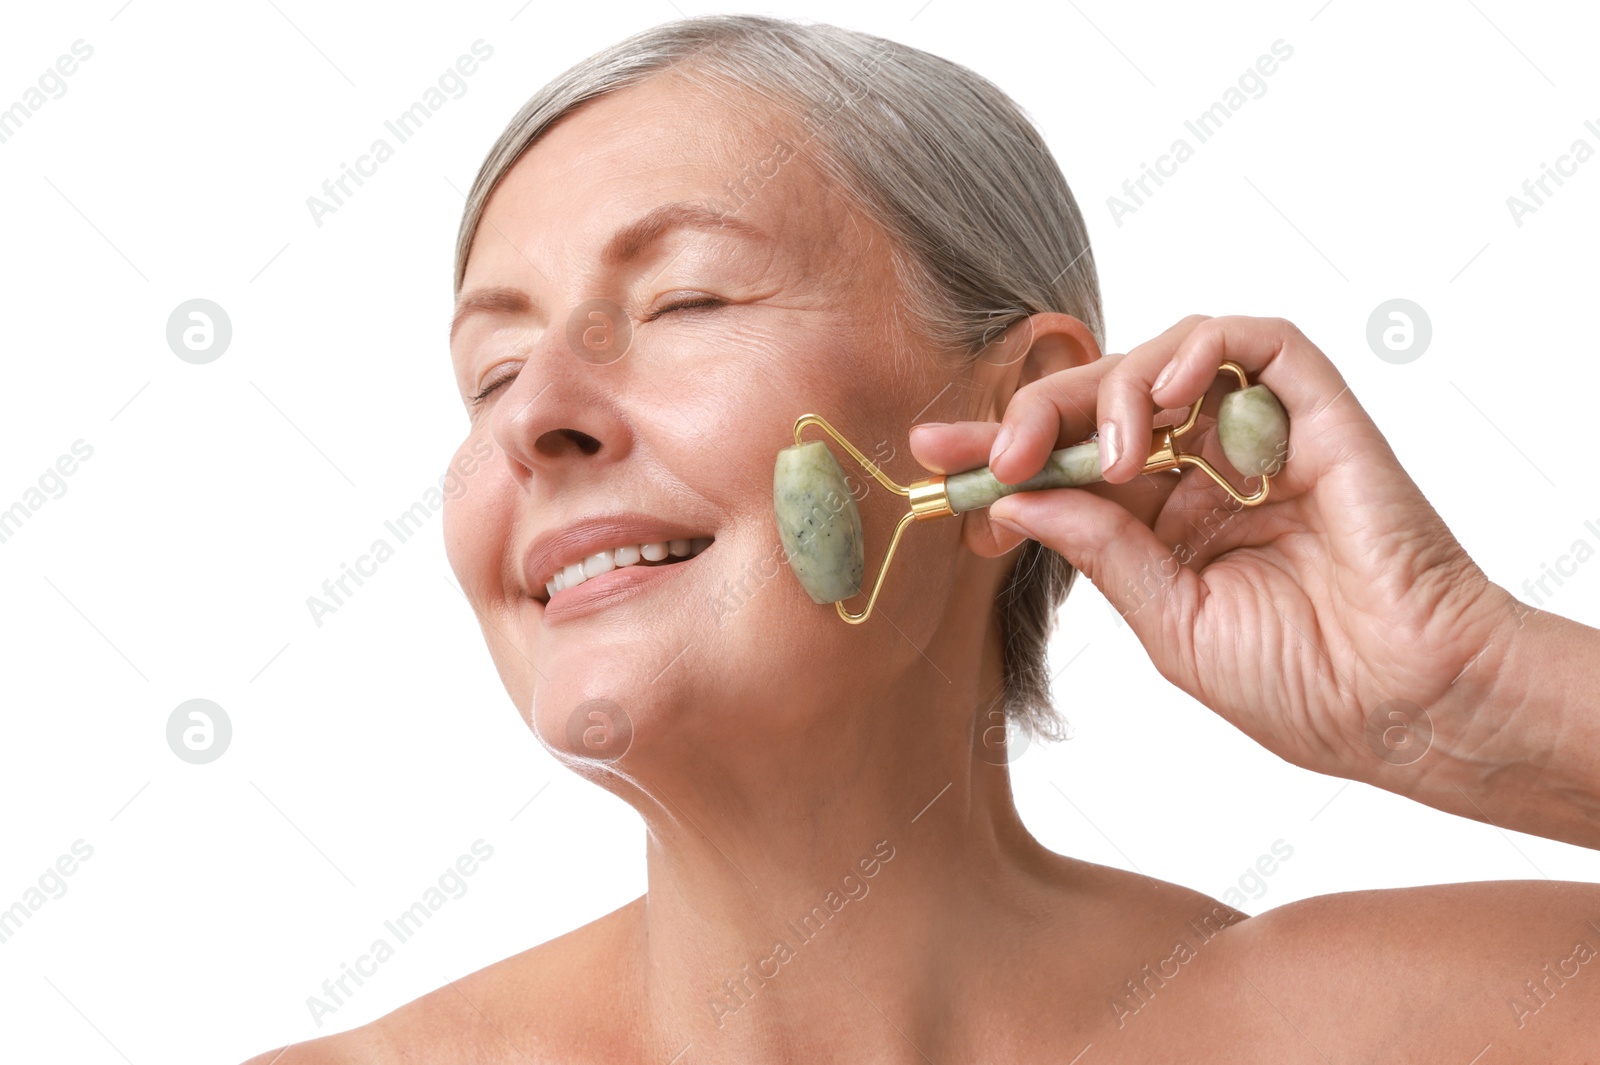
[1217, 383, 1290, 479]
[773, 440, 864, 604]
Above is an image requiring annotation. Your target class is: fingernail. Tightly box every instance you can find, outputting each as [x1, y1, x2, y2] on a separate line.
[912, 421, 949, 431]
[1098, 421, 1120, 471]
[989, 424, 1013, 468]
[1152, 362, 1176, 395]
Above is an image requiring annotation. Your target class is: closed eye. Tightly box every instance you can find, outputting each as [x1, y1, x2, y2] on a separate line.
[467, 296, 719, 407]
[468, 365, 520, 408]
[645, 295, 722, 321]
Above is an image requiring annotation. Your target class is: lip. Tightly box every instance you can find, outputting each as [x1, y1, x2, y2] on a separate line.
[540, 545, 710, 622]
[524, 511, 715, 604]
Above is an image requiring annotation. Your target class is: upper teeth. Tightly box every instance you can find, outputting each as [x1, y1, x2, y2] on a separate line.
[545, 537, 711, 598]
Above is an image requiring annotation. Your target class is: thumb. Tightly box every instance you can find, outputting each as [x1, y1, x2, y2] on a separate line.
[988, 488, 1195, 641]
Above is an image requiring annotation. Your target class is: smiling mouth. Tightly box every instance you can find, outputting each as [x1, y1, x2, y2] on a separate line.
[539, 537, 713, 602]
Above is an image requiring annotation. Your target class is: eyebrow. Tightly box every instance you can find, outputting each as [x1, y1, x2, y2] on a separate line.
[450, 286, 531, 343]
[450, 200, 766, 342]
[600, 200, 764, 266]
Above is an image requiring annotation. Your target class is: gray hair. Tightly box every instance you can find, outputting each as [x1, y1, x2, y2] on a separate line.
[454, 14, 1100, 743]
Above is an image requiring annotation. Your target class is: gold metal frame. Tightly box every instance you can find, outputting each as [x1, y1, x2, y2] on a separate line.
[1145, 360, 1273, 508]
[792, 360, 1274, 624]
[791, 413, 921, 625]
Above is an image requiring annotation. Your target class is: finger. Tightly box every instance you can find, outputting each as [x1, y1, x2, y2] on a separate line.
[907, 420, 999, 475]
[1152, 316, 1364, 505]
[987, 354, 1121, 485]
[1152, 315, 1350, 431]
[1096, 315, 1212, 483]
[988, 486, 1198, 670]
[1087, 467, 1185, 531]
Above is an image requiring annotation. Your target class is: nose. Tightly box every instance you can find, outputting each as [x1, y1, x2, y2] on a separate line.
[489, 326, 631, 481]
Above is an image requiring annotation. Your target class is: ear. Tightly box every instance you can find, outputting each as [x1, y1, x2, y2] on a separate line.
[961, 312, 1103, 560]
[969, 312, 1102, 422]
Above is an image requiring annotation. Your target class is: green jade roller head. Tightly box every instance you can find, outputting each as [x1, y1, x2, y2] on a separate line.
[772, 361, 1290, 624]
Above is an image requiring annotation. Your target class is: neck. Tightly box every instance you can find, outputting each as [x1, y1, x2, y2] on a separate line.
[614, 633, 1070, 1062]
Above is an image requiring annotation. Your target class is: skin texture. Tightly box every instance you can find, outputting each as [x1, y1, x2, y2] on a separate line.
[239, 72, 1600, 1064]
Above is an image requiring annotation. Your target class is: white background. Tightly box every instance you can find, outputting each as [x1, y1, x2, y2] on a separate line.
[2, 1, 1598, 1061]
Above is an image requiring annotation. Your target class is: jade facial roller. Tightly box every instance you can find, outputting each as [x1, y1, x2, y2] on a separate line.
[772, 360, 1290, 625]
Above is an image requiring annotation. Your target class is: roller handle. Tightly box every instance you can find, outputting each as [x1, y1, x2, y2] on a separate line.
[943, 382, 1290, 515]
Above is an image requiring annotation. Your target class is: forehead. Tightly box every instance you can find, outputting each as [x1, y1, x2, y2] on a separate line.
[467, 72, 865, 279]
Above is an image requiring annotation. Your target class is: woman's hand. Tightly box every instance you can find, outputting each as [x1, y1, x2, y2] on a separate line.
[911, 315, 1600, 849]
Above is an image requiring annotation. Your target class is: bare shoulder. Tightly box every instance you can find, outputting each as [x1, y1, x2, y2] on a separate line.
[1039, 857, 1600, 1062]
[233, 896, 645, 1065]
[1209, 879, 1600, 1058]
[1057, 853, 1250, 951]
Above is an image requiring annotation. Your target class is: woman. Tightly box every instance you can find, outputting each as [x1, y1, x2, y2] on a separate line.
[246, 14, 1600, 1062]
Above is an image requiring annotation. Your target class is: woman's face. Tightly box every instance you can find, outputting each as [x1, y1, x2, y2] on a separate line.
[444, 73, 995, 775]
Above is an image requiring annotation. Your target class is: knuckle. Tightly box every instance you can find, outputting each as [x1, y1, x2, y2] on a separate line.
[1097, 365, 1132, 411]
[1191, 316, 1228, 346]
[1096, 359, 1126, 391]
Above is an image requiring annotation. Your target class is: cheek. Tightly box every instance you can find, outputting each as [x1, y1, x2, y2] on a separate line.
[443, 444, 535, 713]
[442, 440, 517, 593]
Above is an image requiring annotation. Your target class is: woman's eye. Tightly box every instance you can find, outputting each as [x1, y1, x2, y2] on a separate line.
[646, 295, 722, 320]
[468, 369, 518, 407]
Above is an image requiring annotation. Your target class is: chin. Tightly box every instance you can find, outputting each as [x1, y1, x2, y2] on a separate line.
[529, 694, 633, 766]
